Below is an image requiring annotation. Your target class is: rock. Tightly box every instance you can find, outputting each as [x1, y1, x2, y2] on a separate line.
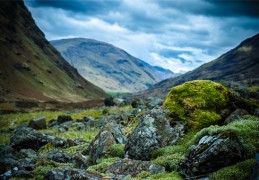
[125, 107, 185, 160]
[113, 98, 125, 106]
[107, 112, 130, 126]
[105, 159, 165, 178]
[251, 153, 259, 180]
[57, 115, 72, 124]
[44, 168, 102, 180]
[131, 98, 144, 108]
[179, 132, 246, 178]
[73, 152, 91, 169]
[18, 149, 37, 159]
[28, 116, 47, 130]
[96, 117, 107, 128]
[146, 97, 164, 109]
[84, 117, 96, 129]
[45, 150, 72, 163]
[104, 96, 114, 106]
[164, 80, 249, 130]
[223, 108, 249, 124]
[85, 121, 126, 164]
[9, 127, 67, 150]
[131, 108, 142, 116]
[66, 138, 86, 147]
[0, 167, 33, 179]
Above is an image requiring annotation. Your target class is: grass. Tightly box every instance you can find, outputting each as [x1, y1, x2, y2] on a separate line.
[110, 144, 125, 158]
[209, 159, 256, 180]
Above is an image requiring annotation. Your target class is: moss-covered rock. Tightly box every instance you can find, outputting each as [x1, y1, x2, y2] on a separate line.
[164, 80, 235, 129]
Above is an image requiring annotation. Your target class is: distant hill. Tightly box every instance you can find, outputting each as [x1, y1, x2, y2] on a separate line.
[138, 59, 181, 80]
[133, 34, 259, 98]
[51, 38, 177, 92]
[0, 0, 106, 103]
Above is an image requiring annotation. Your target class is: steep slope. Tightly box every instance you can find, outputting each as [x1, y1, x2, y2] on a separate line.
[51, 38, 162, 92]
[134, 34, 259, 98]
[138, 59, 181, 80]
[0, 0, 106, 103]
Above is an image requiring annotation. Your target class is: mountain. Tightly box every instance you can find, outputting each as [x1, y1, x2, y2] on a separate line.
[133, 34, 259, 98]
[51, 38, 172, 92]
[0, 0, 106, 103]
[138, 59, 181, 80]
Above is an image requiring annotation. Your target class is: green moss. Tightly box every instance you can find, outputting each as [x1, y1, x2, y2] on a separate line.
[110, 144, 125, 158]
[190, 116, 259, 157]
[164, 80, 230, 129]
[146, 172, 182, 180]
[209, 159, 256, 180]
[247, 86, 259, 92]
[87, 157, 120, 177]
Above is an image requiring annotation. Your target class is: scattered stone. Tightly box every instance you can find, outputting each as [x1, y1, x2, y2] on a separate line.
[146, 97, 164, 109]
[18, 149, 37, 159]
[66, 138, 86, 147]
[107, 112, 130, 126]
[9, 127, 66, 151]
[44, 168, 102, 180]
[113, 98, 125, 106]
[45, 150, 72, 163]
[57, 115, 72, 124]
[179, 132, 246, 178]
[0, 167, 33, 179]
[96, 117, 107, 128]
[104, 96, 114, 106]
[131, 98, 144, 108]
[28, 116, 47, 130]
[73, 152, 91, 169]
[105, 159, 165, 178]
[251, 153, 259, 180]
[223, 108, 249, 124]
[85, 121, 126, 164]
[125, 107, 185, 160]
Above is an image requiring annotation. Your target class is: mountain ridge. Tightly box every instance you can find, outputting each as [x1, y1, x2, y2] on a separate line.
[51, 38, 178, 92]
[132, 33, 259, 98]
[0, 0, 106, 104]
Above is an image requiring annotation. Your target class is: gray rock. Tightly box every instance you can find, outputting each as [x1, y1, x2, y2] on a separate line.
[18, 149, 37, 159]
[105, 159, 165, 178]
[96, 117, 107, 128]
[146, 97, 164, 109]
[125, 107, 185, 160]
[223, 108, 249, 124]
[9, 127, 67, 150]
[73, 152, 91, 169]
[44, 168, 102, 180]
[0, 167, 33, 179]
[85, 121, 126, 164]
[251, 153, 259, 180]
[45, 150, 72, 163]
[179, 132, 246, 178]
[57, 115, 72, 124]
[131, 98, 144, 108]
[28, 116, 47, 130]
[113, 98, 125, 106]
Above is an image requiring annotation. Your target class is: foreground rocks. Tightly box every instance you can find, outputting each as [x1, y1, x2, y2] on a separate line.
[9, 127, 67, 151]
[179, 132, 246, 178]
[44, 168, 102, 180]
[125, 107, 185, 160]
[105, 159, 165, 178]
[85, 121, 127, 164]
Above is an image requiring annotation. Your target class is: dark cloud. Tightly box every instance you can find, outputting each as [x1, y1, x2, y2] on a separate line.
[27, 0, 122, 14]
[158, 0, 259, 17]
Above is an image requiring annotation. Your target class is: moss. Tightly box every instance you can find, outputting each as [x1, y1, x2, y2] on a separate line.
[190, 116, 259, 157]
[247, 86, 259, 92]
[164, 80, 231, 129]
[87, 157, 120, 177]
[110, 144, 125, 158]
[146, 172, 182, 180]
[209, 159, 256, 180]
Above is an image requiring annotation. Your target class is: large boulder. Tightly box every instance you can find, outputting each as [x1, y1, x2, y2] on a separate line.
[9, 127, 66, 150]
[57, 115, 72, 124]
[179, 132, 246, 178]
[44, 168, 102, 180]
[85, 121, 127, 164]
[28, 116, 47, 130]
[125, 107, 185, 160]
[164, 80, 249, 130]
[105, 159, 165, 178]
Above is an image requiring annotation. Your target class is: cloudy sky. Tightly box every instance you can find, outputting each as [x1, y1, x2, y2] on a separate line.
[24, 0, 259, 73]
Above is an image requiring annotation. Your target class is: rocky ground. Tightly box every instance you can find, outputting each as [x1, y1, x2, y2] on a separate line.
[0, 80, 258, 180]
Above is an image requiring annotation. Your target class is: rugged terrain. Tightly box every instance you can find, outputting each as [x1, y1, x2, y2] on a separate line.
[0, 80, 258, 179]
[134, 34, 259, 99]
[51, 38, 177, 92]
[0, 0, 106, 108]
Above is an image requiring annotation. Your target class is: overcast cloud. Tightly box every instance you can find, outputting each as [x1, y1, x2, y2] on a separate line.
[24, 0, 259, 73]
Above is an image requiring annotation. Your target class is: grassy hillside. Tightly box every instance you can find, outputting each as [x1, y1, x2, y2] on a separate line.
[0, 0, 106, 105]
[133, 34, 259, 99]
